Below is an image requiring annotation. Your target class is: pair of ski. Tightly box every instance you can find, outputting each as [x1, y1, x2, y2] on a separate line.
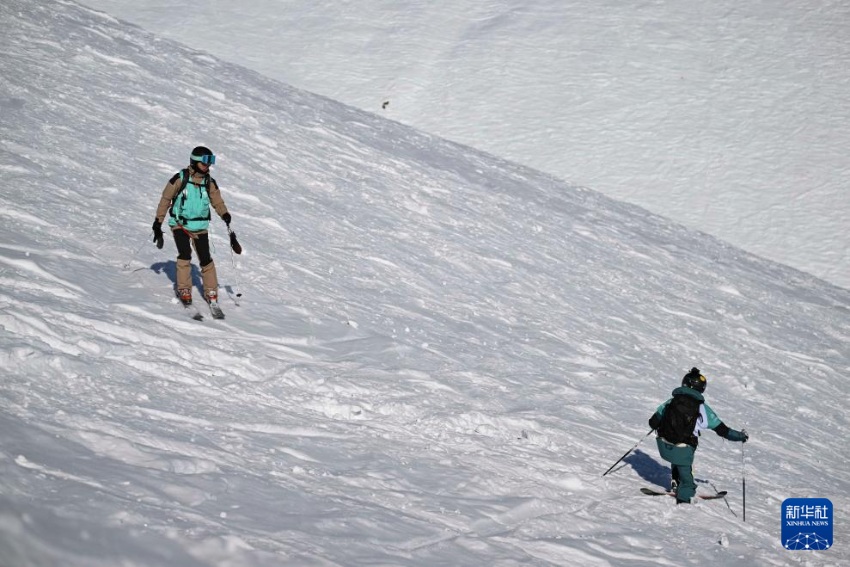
[641, 487, 727, 500]
[184, 301, 224, 321]
[178, 292, 225, 321]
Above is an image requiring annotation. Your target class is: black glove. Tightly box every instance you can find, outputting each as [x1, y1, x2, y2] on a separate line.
[727, 428, 748, 443]
[222, 212, 232, 226]
[152, 219, 164, 249]
[229, 229, 243, 254]
[648, 413, 661, 431]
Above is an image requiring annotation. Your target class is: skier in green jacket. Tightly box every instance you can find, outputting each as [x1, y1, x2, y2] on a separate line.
[648, 367, 748, 503]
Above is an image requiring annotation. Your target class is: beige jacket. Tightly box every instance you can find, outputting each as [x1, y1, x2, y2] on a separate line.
[155, 165, 229, 234]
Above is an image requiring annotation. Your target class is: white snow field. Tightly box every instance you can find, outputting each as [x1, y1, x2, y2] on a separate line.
[79, 0, 850, 290]
[1, 1, 848, 566]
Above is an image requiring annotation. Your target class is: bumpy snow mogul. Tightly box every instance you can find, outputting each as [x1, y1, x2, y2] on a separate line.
[153, 146, 236, 320]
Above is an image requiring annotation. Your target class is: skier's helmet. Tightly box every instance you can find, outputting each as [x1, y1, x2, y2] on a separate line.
[682, 367, 707, 392]
[190, 146, 215, 167]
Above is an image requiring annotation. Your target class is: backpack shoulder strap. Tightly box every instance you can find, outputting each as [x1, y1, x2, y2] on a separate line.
[181, 169, 211, 192]
[179, 168, 191, 192]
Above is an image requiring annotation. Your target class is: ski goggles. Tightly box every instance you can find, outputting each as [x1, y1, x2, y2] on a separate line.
[191, 153, 216, 165]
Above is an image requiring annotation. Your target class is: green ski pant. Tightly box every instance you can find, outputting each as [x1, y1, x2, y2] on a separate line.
[656, 438, 697, 502]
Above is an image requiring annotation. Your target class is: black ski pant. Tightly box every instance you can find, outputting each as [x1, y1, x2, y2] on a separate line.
[173, 229, 218, 294]
[174, 229, 212, 266]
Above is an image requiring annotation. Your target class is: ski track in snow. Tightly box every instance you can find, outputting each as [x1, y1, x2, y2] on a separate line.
[0, 1, 848, 566]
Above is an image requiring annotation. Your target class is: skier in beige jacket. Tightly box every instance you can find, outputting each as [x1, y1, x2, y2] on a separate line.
[152, 146, 231, 306]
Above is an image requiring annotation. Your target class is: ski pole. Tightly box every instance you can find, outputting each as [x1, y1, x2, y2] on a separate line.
[742, 443, 746, 522]
[227, 228, 243, 300]
[602, 429, 654, 477]
[122, 236, 150, 271]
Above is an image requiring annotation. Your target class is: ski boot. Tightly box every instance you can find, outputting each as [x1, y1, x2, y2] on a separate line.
[205, 289, 225, 319]
[177, 288, 192, 306]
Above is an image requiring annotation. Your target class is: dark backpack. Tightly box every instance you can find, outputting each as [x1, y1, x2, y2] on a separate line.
[658, 394, 702, 446]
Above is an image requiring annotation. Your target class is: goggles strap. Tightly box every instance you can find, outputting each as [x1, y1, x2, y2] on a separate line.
[191, 153, 216, 165]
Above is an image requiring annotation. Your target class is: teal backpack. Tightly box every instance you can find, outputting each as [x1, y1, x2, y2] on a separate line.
[168, 168, 214, 231]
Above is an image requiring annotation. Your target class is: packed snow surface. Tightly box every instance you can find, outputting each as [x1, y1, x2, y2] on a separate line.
[1, 1, 849, 566]
[81, 0, 850, 290]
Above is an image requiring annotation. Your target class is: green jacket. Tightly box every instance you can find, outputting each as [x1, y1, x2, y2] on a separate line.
[648, 386, 739, 447]
[155, 166, 229, 234]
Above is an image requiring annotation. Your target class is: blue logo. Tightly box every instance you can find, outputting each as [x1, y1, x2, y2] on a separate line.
[781, 498, 832, 550]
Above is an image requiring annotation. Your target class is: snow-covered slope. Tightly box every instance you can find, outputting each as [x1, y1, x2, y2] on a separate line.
[1, 1, 848, 566]
[80, 0, 850, 291]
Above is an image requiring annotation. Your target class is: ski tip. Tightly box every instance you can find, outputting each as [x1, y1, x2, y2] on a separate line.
[641, 487, 727, 500]
[641, 487, 672, 496]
